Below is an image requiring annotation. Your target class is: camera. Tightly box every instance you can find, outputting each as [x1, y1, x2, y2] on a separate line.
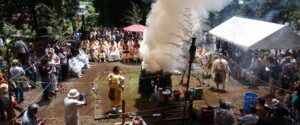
[79, 92, 87, 105]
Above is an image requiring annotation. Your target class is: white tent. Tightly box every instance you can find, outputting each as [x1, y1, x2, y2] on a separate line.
[209, 16, 300, 49]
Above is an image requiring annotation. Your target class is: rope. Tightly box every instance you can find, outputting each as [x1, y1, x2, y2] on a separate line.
[11, 78, 54, 120]
[9, 42, 59, 81]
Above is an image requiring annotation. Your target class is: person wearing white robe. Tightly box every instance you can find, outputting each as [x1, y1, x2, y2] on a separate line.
[68, 55, 84, 78]
[107, 42, 120, 62]
[77, 49, 91, 68]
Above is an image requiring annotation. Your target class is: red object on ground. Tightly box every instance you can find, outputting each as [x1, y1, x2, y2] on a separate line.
[123, 24, 146, 32]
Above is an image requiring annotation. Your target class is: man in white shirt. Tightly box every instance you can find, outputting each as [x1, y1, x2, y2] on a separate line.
[64, 89, 86, 125]
[10, 59, 26, 101]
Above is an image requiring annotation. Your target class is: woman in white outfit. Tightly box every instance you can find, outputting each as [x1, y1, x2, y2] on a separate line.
[77, 49, 91, 68]
[108, 42, 120, 62]
[68, 54, 84, 78]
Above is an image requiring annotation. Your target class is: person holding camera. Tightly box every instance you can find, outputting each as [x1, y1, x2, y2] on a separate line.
[22, 103, 45, 125]
[107, 66, 125, 113]
[64, 89, 87, 125]
[130, 116, 147, 125]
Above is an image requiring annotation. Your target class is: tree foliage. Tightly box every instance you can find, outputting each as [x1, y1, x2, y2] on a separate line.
[125, 1, 143, 24]
[205, 0, 300, 29]
[0, 0, 79, 40]
[93, 0, 151, 27]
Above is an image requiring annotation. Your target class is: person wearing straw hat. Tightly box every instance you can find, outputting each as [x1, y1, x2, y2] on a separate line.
[22, 103, 45, 125]
[64, 89, 86, 125]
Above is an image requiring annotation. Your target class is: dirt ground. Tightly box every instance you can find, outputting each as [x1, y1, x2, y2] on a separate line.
[0, 61, 271, 125]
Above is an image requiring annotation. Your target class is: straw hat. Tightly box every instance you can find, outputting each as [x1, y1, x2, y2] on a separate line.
[0, 83, 8, 93]
[67, 89, 80, 98]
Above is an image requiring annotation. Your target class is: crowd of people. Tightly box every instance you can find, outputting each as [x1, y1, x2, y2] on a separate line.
[2, 26, 300, 125]
[205, 36, 300, 125]
[0, 26, 143, 123]
[74, 27, 143, 63]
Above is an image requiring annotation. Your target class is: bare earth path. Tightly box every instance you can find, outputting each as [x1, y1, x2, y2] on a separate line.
[1, 62, 270, 125]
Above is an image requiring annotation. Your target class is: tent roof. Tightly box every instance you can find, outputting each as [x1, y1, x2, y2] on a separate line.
[209, 16, 300, 49]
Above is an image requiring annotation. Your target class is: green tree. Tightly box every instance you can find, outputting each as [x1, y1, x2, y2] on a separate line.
[93, 0, 150, 27]
[205, 0, 300, 29]
[35, 3, 62, 40]
[125, 1, 143, 24]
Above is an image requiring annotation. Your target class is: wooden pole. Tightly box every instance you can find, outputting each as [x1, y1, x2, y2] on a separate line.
[182, 37, 196, 125]
[121, 100, 125, 125]
[121, 80, 125, 125]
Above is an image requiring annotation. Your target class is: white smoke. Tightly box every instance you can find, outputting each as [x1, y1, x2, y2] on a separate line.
[140, 0, 232, 72]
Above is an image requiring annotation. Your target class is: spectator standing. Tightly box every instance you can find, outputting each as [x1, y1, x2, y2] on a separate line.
[268, 58, 282, 97]
[249, 53, 263, 88]
[281, 59, 295, 95]
[58, 47, 69, 81]
[14, 40, 29, 66]
[48, 48, 60, 92]
[38, 59, 52, 100]
[10, 59, 26, 102]
[27, 51, 38, 87]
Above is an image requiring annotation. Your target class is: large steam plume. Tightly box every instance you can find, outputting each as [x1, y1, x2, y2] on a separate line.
[140, 0, 232, 72]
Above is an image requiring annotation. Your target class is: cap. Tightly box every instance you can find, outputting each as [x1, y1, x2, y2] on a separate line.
[271, 98, 280, 106]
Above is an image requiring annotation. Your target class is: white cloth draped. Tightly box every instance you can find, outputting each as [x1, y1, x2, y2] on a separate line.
[68, 58, 84, 76]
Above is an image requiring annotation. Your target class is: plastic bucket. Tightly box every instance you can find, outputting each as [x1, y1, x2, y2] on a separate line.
[243, 93, 258, 112]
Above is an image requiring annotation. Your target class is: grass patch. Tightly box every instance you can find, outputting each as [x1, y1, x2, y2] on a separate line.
[96, 71, 156, 114]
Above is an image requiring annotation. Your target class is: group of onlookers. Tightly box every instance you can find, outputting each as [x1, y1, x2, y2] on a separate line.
[0, 26, 144, 121]
[77, 27, 143, 63]
[210, 37, 300, 125]
[216, 97, 299, 125]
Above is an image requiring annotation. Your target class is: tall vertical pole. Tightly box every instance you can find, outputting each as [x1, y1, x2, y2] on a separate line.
[182, 37, 196, 125]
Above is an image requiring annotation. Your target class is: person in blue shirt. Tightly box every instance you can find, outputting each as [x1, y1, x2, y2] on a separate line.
[22, 103, 45, 125]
